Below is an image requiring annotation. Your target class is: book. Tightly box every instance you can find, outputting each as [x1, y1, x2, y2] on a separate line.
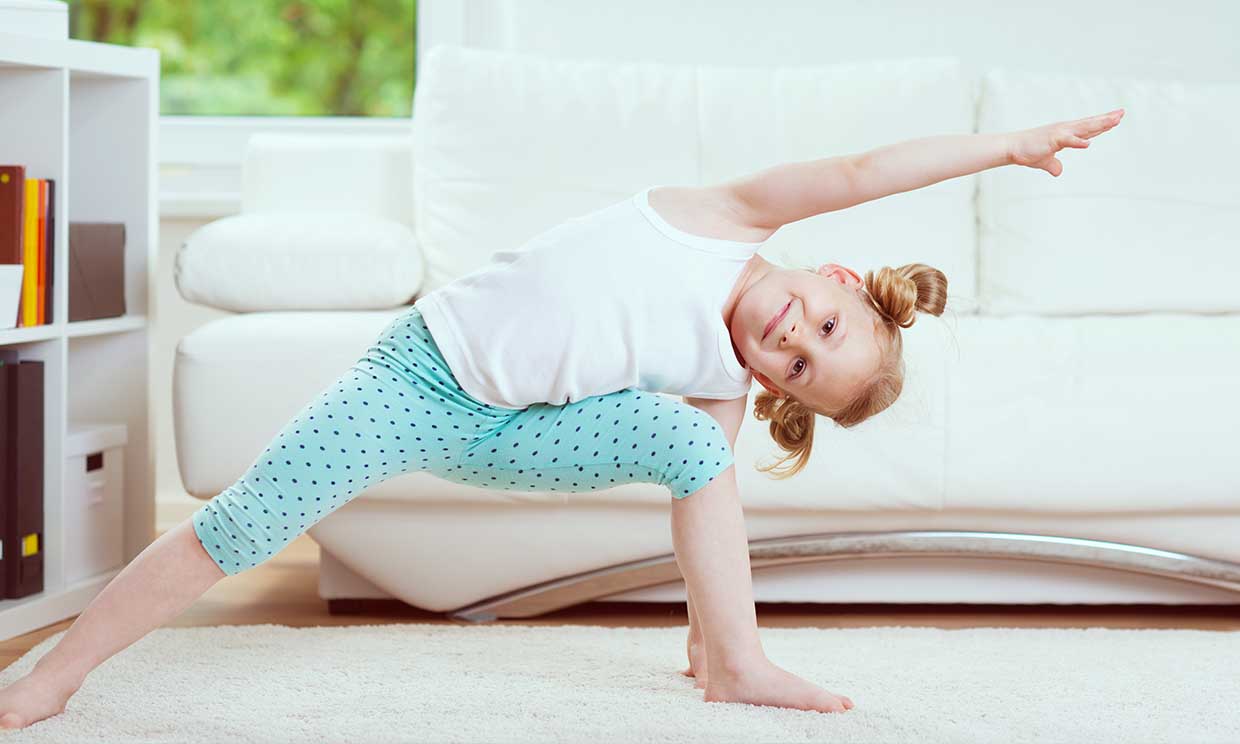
[22, 178, 37, 326]
[16, 177, 55, 327]
[45, 179, 54, 324]
[36, 179, 46, 325]
[0, 353, 44, 599]
[1, 170, 55, 327]
[0, 166, 24, 328]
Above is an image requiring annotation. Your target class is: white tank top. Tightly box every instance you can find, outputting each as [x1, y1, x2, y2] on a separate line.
[414, 186, 763, 409]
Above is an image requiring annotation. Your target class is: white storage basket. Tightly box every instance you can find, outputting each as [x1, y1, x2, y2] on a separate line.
[63, 422, 127, 584]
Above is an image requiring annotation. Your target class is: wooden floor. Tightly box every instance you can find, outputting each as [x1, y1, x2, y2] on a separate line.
[5, 531, 1240, 670]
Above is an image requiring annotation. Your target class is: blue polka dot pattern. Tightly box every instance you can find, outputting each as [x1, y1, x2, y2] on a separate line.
[191, 306, 735, 576]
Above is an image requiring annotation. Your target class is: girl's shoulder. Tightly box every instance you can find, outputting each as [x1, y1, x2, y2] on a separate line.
[645, 185, 776, 245]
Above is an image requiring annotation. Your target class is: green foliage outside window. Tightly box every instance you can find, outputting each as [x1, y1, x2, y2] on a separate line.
[68, 0, 417, 116]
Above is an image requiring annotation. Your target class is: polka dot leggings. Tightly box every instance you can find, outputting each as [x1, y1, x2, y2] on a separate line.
[192, 305, 736, 576]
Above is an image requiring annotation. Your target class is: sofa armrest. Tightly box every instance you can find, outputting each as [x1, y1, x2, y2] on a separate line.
[242, 132, 413, 226]
[175, 211, 424, 312]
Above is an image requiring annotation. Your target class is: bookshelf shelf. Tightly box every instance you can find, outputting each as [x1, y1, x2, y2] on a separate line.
[0, 324, 60, 345]
[64, 314, 147, 338]
[0, 31, 156, 641]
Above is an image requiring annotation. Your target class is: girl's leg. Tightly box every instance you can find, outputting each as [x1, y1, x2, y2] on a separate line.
[0, 519, 224, 729]
[0, 354, 378, 730]
[681, 586, 709, 687]
[2, 307, 482, 730]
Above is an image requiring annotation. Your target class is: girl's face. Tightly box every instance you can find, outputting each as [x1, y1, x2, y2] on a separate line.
[728, 262, 885, 413]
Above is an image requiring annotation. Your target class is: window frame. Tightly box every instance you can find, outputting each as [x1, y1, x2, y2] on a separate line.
[156, 2, 458, 219]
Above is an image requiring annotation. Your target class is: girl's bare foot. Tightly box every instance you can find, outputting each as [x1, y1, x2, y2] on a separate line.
[680, 638, 709, 689]
[0, 669, 81, 730]
[704, 658, 854, 714]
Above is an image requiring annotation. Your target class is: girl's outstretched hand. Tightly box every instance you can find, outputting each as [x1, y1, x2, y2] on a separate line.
[1007, 108, 1125, 176]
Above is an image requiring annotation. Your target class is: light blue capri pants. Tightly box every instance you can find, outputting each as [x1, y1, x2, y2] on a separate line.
[192, 305, 735, 576]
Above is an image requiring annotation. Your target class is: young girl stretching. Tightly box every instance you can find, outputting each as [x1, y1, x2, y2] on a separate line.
[0, 107, 1123, 729]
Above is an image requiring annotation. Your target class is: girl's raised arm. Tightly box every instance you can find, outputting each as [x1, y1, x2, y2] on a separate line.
[723, 108, 1125, 231]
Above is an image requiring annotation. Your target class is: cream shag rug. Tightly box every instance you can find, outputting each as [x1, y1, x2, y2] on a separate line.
[1, 622, 1238, 743]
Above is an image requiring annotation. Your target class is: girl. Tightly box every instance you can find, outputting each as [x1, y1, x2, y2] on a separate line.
[0, 107, 1123, 729]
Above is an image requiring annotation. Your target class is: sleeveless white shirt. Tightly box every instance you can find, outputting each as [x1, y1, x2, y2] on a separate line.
[414, 186, 762, 410]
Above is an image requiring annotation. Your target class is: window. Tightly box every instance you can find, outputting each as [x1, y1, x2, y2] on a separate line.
[67, 1, 417, 117]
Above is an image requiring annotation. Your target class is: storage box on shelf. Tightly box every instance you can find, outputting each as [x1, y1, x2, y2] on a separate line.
[63, 423, 127, 585]
[0, 30, 156, 642]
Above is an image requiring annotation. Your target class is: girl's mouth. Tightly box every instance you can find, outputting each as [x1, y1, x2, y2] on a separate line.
[762, 299, 791, 341]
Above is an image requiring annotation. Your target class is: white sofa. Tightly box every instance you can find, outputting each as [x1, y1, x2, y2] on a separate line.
[173, 27, 1240, 619]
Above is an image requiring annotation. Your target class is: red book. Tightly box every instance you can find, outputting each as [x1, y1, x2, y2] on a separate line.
[0, 166, 24, 328]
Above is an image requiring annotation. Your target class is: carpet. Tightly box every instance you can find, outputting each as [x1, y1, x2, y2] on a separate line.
[1, 622, 1237, 743]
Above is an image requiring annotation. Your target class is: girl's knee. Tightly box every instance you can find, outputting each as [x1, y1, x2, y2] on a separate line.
[646, 397, 734, 500]
[191, 480, 307, 576]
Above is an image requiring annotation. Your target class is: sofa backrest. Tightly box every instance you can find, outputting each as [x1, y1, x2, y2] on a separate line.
[415, 0, 1240, 317]
[977, 70, 1240, 315]
[411, 45, 979, 313]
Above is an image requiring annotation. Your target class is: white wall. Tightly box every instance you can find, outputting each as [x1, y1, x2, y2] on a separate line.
[425, 0, 1239, 82]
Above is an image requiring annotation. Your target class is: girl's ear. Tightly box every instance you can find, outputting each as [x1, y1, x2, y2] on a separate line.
[751, 368, 784, 398]
[818, 263, 863, 287]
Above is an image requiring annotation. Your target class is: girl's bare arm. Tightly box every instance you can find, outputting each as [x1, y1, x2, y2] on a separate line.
[722, 108, 1125, 231]
[668, 396, 854, 712]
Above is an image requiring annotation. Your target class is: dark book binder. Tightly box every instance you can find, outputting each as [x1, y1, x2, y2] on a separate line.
[1, 354, 44, 599]
[0, 357, 4, 587]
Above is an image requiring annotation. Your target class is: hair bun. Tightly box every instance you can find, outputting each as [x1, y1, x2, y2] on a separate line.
[863, 263, 948, 329]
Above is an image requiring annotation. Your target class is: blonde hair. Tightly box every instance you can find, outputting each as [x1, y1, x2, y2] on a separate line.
[752, 262, 948, 478]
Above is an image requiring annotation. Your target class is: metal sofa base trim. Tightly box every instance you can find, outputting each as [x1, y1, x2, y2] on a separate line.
[445, 530, 1240, 622]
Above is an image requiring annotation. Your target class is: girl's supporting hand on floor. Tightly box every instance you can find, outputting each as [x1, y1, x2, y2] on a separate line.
[1007, 108, 1126, 176]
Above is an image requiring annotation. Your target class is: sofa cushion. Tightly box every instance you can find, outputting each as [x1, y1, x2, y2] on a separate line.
[977, 69, 1240, 314]
[175, 308, 951, 511]
[176, 211, 425, 312]
[176, 310, 1240, 514]
[943, 314, 1240, 511]
[174, 309, 411, 497]
[411, 44, 979, 313]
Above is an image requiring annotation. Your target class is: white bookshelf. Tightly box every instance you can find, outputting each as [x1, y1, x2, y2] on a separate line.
[0, 31, 157, 641]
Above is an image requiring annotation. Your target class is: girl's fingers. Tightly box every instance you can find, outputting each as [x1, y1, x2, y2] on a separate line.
[1076, 119, 1117, 138]
[1055, 131, 1090, 149]
[1075, 109, 1124, 135]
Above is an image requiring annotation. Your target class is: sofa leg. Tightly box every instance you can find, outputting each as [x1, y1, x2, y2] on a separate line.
[326, 596, 439, 616]
[327, 598, 367, 615]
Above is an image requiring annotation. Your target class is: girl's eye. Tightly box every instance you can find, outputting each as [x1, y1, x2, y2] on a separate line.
[790, 317, 837, 380]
